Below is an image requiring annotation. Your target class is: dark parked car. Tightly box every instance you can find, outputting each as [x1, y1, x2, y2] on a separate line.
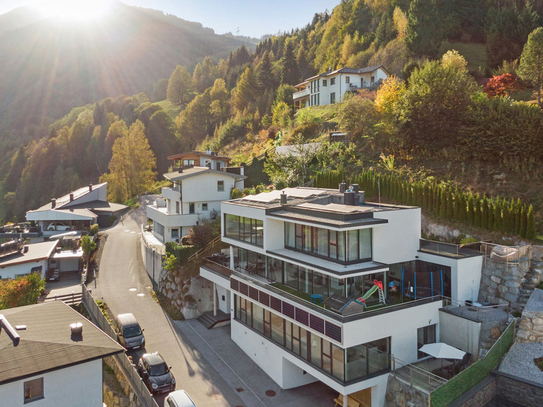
[137, 352, 175, 394]
[45, 269, 60, 282]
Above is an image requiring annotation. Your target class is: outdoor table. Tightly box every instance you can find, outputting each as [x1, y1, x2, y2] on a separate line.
[311, 294, 323, 304]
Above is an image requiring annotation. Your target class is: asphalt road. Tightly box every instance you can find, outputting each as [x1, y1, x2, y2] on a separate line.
[94, 198, 246, 407]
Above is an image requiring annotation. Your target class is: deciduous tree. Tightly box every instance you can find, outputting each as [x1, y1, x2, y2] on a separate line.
[519, 27, 543, 106]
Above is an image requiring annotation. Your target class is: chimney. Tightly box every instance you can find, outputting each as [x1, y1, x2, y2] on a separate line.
[178, 167, 183, 173]
[89, 183, 93, 192]
[280, 192, 287, 205]
[69, 193, 74, 202]
[0, 315, 21, 346]
[70, 322, 83, 336]
[51, 198, 56, 209]
[339, 182, 346, 193]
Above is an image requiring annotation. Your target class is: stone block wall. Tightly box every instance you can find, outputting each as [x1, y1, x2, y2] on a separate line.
[479, 260, 526, 305]
[452, 376, 497, 407]
[384, 376, 429, 407]
[159, 273, 213, 319]
[103, 357, 142, 407]
[495, 373, 543, 407]
[516, 289, 543, 343]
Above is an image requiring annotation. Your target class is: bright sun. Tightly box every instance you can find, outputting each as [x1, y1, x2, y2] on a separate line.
[35, 0, 114, 21]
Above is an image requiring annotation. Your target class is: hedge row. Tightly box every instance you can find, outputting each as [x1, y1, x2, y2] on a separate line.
[313, 170, 537, 239]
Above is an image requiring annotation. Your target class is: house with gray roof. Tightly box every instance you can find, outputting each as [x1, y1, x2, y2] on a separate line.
[0, 301, 123, 406]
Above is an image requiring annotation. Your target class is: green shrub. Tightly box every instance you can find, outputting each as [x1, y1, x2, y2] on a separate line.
[89, 224, 99, 236]
[242, 188, 251, 196]
[231, 188, 243, 199]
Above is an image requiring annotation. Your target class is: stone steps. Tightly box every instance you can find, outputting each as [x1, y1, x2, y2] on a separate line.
[196, 313, 216, 329]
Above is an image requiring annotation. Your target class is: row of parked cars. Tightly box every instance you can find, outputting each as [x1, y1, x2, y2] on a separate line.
[113, 313, 197, 407]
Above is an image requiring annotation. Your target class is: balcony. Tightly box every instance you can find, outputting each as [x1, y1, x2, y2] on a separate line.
[146, 205, 199, 228]
[205, 255, 443, 322]
[161, 186, 181, 202]
[293, 88, 310, 100]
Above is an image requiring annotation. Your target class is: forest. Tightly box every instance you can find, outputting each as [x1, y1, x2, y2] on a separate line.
[1, 0, 543, 238]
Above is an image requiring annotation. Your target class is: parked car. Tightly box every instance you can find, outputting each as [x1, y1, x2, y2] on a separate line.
[165, 390, 196, 407]
[137, 352, 175, 394]
[45, 269, 60, 282]
[47, 222, 72, 231]
[113, 313, 145, 350]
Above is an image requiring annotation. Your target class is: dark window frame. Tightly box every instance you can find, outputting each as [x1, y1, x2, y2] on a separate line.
[24, 377, 44, 404]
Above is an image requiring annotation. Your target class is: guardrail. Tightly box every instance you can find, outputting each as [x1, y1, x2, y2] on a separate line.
[419, 239, 481, 258]
[391, 355, 447, 394]
[187, 235, 221, 263]
[81, 285, 159, 407]
[442, 297, 510, 322]
[43, 291, 83, 306]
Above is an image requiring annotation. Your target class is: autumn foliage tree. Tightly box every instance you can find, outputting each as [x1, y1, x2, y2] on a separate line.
[484, 73, 519, 98]
[100, 120, 157, 203]
[0, 273, 45, 310]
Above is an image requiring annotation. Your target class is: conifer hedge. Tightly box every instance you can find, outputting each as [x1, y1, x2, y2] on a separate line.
[313, 170, 536, 239]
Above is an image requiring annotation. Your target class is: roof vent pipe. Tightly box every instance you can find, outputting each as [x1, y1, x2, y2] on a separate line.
[339, 182, 346, 193]
[69, 193, 74, 202]
[70, 322, 83, 335]
[280, 192, 287, 205]
[0, 315, 21, 346]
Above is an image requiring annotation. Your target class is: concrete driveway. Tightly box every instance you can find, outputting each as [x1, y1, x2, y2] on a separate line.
[93, 197, 246, 407]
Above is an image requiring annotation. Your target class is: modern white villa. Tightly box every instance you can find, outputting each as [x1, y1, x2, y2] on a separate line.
[200, 186, 483, 407]
[293, 65, 389, 110]
[147, 160, 245, 244]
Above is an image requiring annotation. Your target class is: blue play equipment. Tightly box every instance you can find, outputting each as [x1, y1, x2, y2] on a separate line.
[400, 267, 444, 299]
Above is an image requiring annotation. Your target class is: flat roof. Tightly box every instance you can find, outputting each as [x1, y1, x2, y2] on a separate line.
[51, 248, 83, 259]
[0, 240, 59, 267]
[0, 301, 124, 384]
[163, 166, 245, 182]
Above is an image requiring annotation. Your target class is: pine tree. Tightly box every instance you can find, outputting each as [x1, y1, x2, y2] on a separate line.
[439, 189, 447, 219]
[493, 198, 502, 231]
[526, 205, 537, 239]
[447, 187, 454, 221]
[474, 194, 482, 228]
[520, 204, 527, 238]
[501, 198, 509, 234]
[481, 195, 489, 229]
[488, 200, 495, 230]
[281, 38, 300, 85]
[515, 198, 522, 235]
[467, 194, 475, 226]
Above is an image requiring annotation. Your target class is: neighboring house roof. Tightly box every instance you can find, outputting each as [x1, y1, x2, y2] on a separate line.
[306, 65, 388, 81]
[163, 166, 246, 182]
[26, 208, 99, 220]
[275, 143, 322, 157]
[167, 151, 231, 162]
[0, 301, 123, 384]
[32, 183, 107, 212]
[61, 201, 127, 214]
[0, 240, 58, 268]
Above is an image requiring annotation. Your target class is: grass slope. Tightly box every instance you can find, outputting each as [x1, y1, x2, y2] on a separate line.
[155, 100, 183, 121]
[439, 41, 488, 72]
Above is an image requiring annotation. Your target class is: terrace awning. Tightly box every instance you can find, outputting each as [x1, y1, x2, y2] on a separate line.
[419, 343, 466, 360]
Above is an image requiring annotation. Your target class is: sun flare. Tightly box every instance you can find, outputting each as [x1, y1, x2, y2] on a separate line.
[35, 0, 115, 21]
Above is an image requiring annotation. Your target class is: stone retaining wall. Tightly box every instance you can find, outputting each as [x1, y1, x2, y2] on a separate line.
[495, 372, 543, 407]
[384, 375, 429, 407]
[103, 357, 142, 407]
[159, 273, 213, 319]
[479, 259, 527, 305]
[516, 289, 543, 343]
[451, 376, 497, 407]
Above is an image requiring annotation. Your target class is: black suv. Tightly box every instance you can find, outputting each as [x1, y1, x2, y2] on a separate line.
[137, 352, 175, 394]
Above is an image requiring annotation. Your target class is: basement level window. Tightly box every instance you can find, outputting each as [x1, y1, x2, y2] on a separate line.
[24, 378, 44, 403]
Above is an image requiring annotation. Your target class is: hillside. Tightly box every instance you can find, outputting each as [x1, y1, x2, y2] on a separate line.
[0, 3, 249, 163]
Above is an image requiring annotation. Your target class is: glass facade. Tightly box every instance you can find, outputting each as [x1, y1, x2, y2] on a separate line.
[225, 214, 264, 247]
[285, 223, 372, 264]
[235, 295, 390, 383]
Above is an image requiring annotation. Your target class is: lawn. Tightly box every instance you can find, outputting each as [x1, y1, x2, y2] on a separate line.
[439, 41, 487, 72]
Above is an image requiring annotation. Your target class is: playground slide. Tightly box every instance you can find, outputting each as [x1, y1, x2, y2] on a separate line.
[354, 280, 384, 306]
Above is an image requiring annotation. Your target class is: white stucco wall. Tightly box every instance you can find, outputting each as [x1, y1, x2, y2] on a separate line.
[64, 184, 107, 207]
[0, 359, 103, 407]
[0, 259, 48, 280]
[417, 252, 483, 303]
[181, 172, 236, 205]
[372, 208, 421, 265]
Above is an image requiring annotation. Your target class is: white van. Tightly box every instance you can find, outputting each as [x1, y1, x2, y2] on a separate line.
[164, 390, 196, 407]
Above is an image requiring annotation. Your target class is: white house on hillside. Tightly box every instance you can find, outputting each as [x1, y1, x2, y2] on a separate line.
[293, 65, 389, 109]
[200, 185, 483, 407]
[147, 165, 245, 244]
[0, 301, 124, 407]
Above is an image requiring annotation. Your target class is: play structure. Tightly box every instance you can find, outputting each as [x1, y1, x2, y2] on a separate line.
[400, 268, 445, 299]
[353, 280, 386, 308]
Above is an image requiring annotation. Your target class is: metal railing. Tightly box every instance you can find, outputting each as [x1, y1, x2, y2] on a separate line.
[81, 285, 159, 407]
[442, 297, 510, 322]
[419, 239, 481, 258]
[391, 355, 448, 393]
[43, 291, 83, 306]
[187, 235, 221, 263]
[479, 242, 532, 267]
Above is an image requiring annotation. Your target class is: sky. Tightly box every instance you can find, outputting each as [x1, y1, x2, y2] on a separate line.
[0, 0, 340, 38]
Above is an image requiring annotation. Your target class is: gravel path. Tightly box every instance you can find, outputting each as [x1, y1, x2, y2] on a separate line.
[499, 342, 543, 384]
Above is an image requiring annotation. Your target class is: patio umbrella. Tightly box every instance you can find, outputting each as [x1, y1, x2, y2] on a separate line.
[419, 343, 466, 360]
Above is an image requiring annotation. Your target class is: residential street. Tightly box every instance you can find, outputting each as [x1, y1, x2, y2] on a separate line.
[93, 198, 246, 407]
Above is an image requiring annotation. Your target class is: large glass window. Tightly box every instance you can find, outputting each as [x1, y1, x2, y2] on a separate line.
[225, 214, 263, 247]
[24, 378, 44, 403]
[417, 324, 436, 359]
[234, 295, 389, 384]
[284, 263, 299, 290]
[285, 223, 372, 264]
